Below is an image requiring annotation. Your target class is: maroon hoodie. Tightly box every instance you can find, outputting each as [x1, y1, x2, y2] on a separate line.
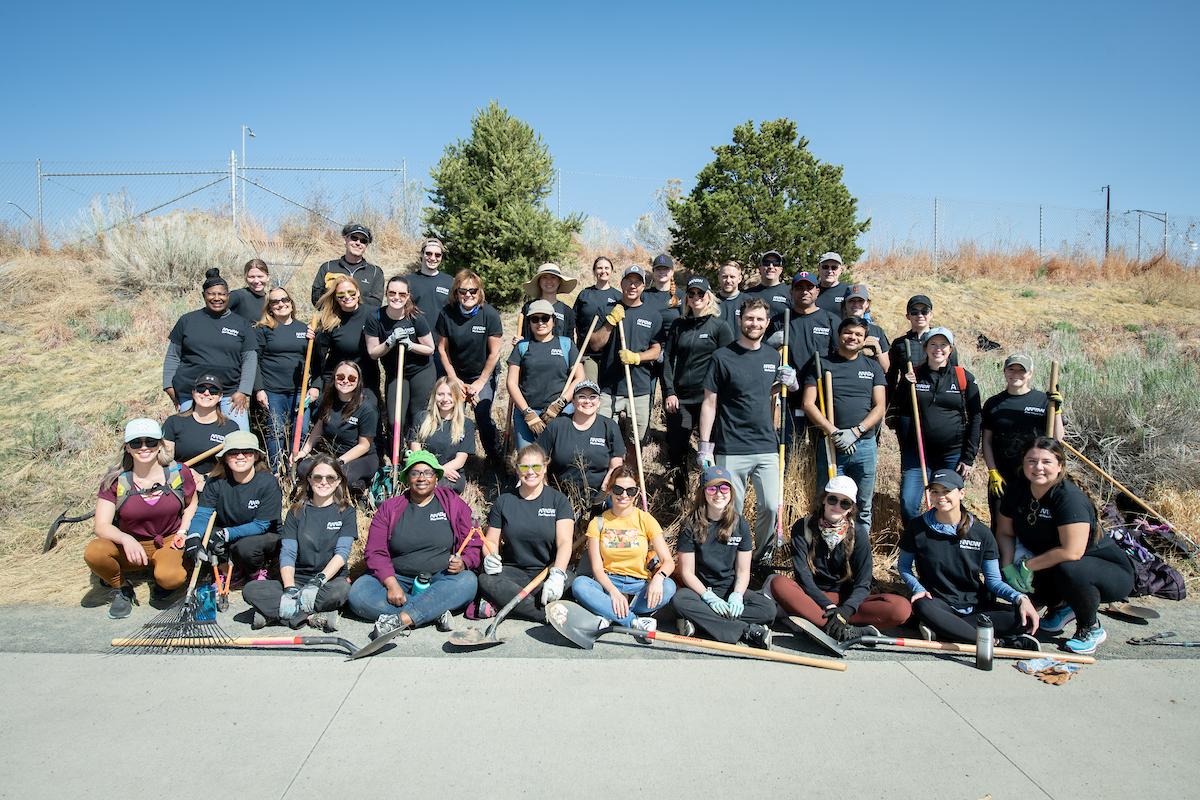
[365, 485, 482, 582]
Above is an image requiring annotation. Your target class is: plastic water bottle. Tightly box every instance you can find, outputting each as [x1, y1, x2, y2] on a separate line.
[975, 614, 994, 671]
[412, 573, 431, 597]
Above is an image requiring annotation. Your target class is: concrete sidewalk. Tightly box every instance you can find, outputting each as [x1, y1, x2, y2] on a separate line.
[2, 652, 1195, 800]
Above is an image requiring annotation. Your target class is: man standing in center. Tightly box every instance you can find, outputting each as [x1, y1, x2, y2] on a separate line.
[744, 250, 791, 320]
[813, 252, 851, 317]
[699, 298, 797, 573]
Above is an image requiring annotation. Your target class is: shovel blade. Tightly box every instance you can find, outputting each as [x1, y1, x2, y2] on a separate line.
[1102, 603, 1159, 622]
[785, 616, 847, 657]
[447, 626, 502, 649]
[346, 623, 409, 661]
[545, 601, 605, 650]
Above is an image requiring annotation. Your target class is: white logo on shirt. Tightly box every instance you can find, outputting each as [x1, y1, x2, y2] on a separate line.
[699, 333, 710, 339]
[471, 325, 487, 334]
[636, 318, 652, 329]
[554, 312, 564, 321]
[551, 349, 564, 357]
[221, 327, 240, 336]
[959, 539, 981, 551]
[1024, 406, 1045, 415]
[858, 371, 874, 380]
[728, 536, 742, 547]
[248, 499, 261, 510]
[436, 287, 450, 295]
[589, 437, 606, 446]
[763, 363, 777, 373]
[429, 511, 448, 522]
[537, 508, 556, 518]
[815, 326, 830, 336]
[327, 521, 343, 530]
[210, 434, 226, 443]
[295, 331, 307, 339]
[771, 294, 787, 304]
[347, 417, 359, 425]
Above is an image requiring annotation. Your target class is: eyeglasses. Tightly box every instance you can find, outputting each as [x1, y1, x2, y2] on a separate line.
[227, 450, 256, 460]
[517, 464, 545, 474]
[685, 290, 705, 299]
[194, 385, 220, 396]
[457, 287, 479, 296]
[825, 496, 854, 510]
[336, 291, 359, 300]
[529, 315, 552, 325]
[423, 251, 443, 259]
[349, 235, 369, 244]
[334, 373, 359, 383]
[908, 308, 930, 316]
[127, 438, 160, 450]
[704, 484, 731, 495]
[408, 469, 436, 479]
[269, 297, 292, 306]
[310, 473, 340, 484]
[611, 485, 640, 497]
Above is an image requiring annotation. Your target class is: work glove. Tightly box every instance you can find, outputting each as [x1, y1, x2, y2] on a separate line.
[540, 567, 567, 606]
[702, 589, 730, 618]
[776, 365, 799, 391]
[834, 604, 855, 623]
[832, 428, 860, 453]
[279, 586, 301, 620]
[619, 349, 641, 366]
[988, 469, 1006, 499]
[1048, 390, 1063, 413]
[697, 441, 715, 470]
[524, 409, 547, 436]
[385, 328, 411, 349]
[726, 591, 745, 619]
[541, 397, 567, 424]
[483, 553, 503, 576]
[297, 572, 326, 614]
[604, 305, 625, 327]
[823, 608, 850, 639]
[183, 534, 205, 562]
[207, 527, 229, 561]
[1002, 559, 1035, 594]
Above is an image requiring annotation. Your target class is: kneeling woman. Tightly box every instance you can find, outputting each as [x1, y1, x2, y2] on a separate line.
[479, 445, 576, 622]
[243, 454, 356, 631]
[85, 419, 198, 618]
[184, 431, 283, 583]
[296, 360, 380, 493]
[768, 476, 911, 642]
[671, 466, 776, 648]
[409, 377, 476, 494]
[537, 379, 624, 509]
[899, 469, 1040, 650]
[351, 450, 482, 638]
[570, 466, 675, 632]
[996, 437, 1134, 655]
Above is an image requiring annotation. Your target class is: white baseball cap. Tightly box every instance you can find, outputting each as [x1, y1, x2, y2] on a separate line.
[824, 475, 858, 503]
[124, 418, 163, 443]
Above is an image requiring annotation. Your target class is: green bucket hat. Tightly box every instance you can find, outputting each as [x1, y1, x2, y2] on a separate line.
[400, 449, 444, 480]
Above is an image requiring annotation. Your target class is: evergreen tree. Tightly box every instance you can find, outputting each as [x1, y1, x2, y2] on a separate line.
[425, 102, 582, 306]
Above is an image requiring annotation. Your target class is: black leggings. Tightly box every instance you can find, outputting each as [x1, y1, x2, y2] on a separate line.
[229, 532, 281, 575]
[671, 587, 777, 644]
[384, 366, 437, 458]
[664, 401, 701, 495]
[243, 576, 351, 623]
[478, 565, 575, 623]
[1032, 544, 1134, 627]
[912, 597, 1026, 644]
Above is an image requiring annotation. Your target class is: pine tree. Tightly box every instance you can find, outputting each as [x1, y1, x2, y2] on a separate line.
[425, 102, 582, 306]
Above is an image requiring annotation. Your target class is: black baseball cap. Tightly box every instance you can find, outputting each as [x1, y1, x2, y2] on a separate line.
[194, 374, 224, 393]
[907, 294, 933, 313]
[686, 276, 711, 293]
[929, 469, 964, 490]
[341, 223, 373, 243]
[652, 254, 675, 269]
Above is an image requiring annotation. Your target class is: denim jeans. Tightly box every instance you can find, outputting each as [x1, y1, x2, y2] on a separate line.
[570, 572, 677, 626]
[899, 448, 960, 524]
[179, 396, 250, 433]
[815, 434, 878, 541]
[261, 391, 309, 472]
[347, 570, 478, 627]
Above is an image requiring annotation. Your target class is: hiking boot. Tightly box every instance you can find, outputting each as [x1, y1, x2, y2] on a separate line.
[307, 612, 338, 633]
[918, 623, 936, 641]
[1000, 633, 1042, 652]
[435, 610, 453, 632]
[370, 614, 410, 641]
[108, 585, 135, 619]
[676, 618, 696, 638]
[742, 623, 773, 650]
[1041, 604, 1076, 635]
[251, 611, 268, 630]
[835, 623, 879, 643]
[1065, 623, 1107, 654]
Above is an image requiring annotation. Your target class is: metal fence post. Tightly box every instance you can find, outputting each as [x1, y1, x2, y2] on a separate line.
[35, 158, 43, 249]
[230, 151, 237, 227]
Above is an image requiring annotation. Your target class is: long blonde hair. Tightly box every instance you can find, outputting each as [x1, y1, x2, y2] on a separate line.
[314, 277, 359, 331]
[683, 288, 720, 319]
[256, 288, 295, 330]
[415, 377, 466, 444]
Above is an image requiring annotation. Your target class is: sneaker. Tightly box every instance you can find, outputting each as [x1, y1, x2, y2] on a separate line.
[435, 610, 453, 632]
[370, 613, 410, 641]
[149, 583, 176, 605]
[676, 618, 696, 637]
[1000, 633, 1042, 652]
[632, 617, 658, 639]
[108, 585, 135, 619]
[742, 624, 773, 650]
[307, 612, 338, 633]
[918, 623, 936, 641]
[1041, 604, 1076, 635]
[1065, 623, 1107, 654]
[251, 611, 268, 630]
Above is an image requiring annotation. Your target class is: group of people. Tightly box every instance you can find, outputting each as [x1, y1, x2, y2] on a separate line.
[84, 228, 1136, 657]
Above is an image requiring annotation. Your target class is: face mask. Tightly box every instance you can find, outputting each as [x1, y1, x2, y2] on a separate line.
[818, 518, 849, 550]
[458, 303, 480, 317]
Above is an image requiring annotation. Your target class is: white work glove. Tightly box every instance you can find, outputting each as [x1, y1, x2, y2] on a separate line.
[540, 567, 567, 606]
[777, 365, 799, 391]
[697, 441, 715, 470]
[386, 328, 411, 349]
[483, 553, 503, 575]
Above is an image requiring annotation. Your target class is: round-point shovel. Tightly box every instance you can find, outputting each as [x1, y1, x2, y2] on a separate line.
[1102, 602, 1160, 624]
[447, 567, 550, 649]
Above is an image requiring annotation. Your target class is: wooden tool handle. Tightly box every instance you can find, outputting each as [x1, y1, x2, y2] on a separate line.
[485, 567, 550, 635]
[617, 320, 649, 512]
[1045, 361, 1060, 437]
[650, 630, 848, 671]
[292, 319, 316, 456]
[183, 442, 225, 468]
[560, 314, 601, 399]
[879, 636, 1096, 665]
[183, 515, 218, 597]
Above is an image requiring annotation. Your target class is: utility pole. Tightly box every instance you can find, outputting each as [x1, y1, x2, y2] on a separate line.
[1102, 185, 1111, 259]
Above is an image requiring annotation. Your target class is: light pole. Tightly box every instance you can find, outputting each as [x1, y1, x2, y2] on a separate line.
[1100, 185, 1111, 259]
[241, 125, 255, 232]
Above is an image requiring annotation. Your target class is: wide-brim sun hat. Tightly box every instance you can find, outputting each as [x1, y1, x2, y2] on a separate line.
[523, 263, 578, 298]
[219, 430, 264, 457]
[401, 449, 445, 480]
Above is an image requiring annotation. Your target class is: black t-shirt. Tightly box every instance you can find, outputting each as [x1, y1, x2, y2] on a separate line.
[201, 470, 282, 530]
[168, 309, 256, 397]
[982, 390, 1053, 477]
[803, 352, 885, 431]
[228, 287, 267, 323]
[704, 342, 779, 455]
[435, 304, 503, 383]
[407, 271, 455, 328]
[410, 412, 476, 466]
[901, 513, 997, 611]
[862, 321, 890, 355]
[717, 293, 744, 337]
[255, 321, 310, 394]
[365, 309, 434, 380]
[314, 305, 377, 392]
[642, 287, 684, 341]
[487, 487, 574, 570]
[596, 302, 663, 396]
[574, 287, 621, 352]
[319, 396, 379, 455]
[662, 315, 736, 403]
[521, 299, 576, 341]
[389, 494, 455, 577]
[1000, 479, 1103, 557]
[744, 284, 791, 320]
[537, 414, 626, 492]
[284, 502, 357, 580]
[677, 516, 752, 596]
[162, 414, 240, 475]
[815, 282, 850, 316]
[507, 336, 578, 411]
[775, 308, 837, 389]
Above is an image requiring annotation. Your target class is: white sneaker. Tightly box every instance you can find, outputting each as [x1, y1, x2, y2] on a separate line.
[633, 617, 658, 634]
[676, 618, 696, 637]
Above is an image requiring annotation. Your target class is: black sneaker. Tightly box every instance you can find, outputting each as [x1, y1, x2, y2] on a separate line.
[435, 610, 453, 632]
[742, 624, 773, 650]
[1000, 633, 1041, 652]
[108, 585, 135, 619]
[149, 583, 176, 605]
[251, 612, 268, 630]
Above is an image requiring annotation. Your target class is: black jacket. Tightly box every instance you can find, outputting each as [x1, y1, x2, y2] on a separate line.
[661, 315, 734, 404]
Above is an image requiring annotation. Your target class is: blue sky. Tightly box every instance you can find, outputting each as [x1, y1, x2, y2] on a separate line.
[2, 1, 1197, 255]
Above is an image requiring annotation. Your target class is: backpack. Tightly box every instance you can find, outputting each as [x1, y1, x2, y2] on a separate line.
[114, 463, 187, 521]
[517, 336, 572, 368]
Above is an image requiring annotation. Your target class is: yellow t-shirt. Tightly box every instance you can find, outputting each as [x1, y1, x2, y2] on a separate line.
[586, 508, 663, 579]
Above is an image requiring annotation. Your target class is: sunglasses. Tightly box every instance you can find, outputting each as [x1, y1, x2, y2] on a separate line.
[423, 251, 443, 259]
[194, 385, 220, 396]
[825, 496, 854, 510]
[310, 473, 340, 484]
[529, 315, 552, 325]
[762, 260, 782, 268]
[348, 235, 369, 244]
[704, 484, 731, 495]
[386, 290, 410, 299]
[269, 297, 292, 306]
[334, 373, 359, 383]
[611, 485, 640, 498]
[127, 438, 160, 450]
[517, 464, 545, 474]
[457, 287, 479, 296]
[908, 308, 931, 316]
[686, 290, 705, 299]
[408, 469, 436, 479]
[336, 291, 359, 300]
[227, 450, 256, 459]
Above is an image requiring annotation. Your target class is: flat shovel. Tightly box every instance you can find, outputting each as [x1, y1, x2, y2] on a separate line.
[1101, 603, 1160, 623]
[447, 567, 550, 649]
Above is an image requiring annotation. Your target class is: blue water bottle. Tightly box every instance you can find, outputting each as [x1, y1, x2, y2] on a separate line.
[412, 573, 431, 597]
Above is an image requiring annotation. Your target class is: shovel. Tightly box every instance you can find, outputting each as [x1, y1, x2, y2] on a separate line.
[448, 567, 550, 649]
[1101, 603, 1160, 624]
[1128, 631, 1199, 647]
[784, 616, 1097, 665]
[545, 601, 847, 671]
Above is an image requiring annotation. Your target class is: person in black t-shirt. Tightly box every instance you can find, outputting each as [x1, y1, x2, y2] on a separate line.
[841, 284, 890, 373]
[243, 454, 356, 631]
[715, 260, 746, 337]
[311, 276, 379, 409]
[227, 258, 270, 323]
[743, 250, 791, 320]
[573, 256, 623, 383]
[768, 270, 836, 442]
[409, 377, 476, 494]
[671, 466, 776, 647]
[813, 252, 850, 317]
[537, 380, 625, 508]
[254, 287, 313, 471]
[480, 444, 577, 623]
[162, 374, 241, 487]
[436, 270, 503, 462]
[519, 263, 578, 341]
[406, 238, 455, 343]
[995, 437, 1134, 655]
[310, 223, 384, 308]
[296, 361, 380, 492]
[507, 299, 583, 451]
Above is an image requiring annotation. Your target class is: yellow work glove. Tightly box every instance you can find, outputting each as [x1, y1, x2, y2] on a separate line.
[605, 305, 625, 327]
[988, 469, 1006, 498]
[619, 349, 641, 366]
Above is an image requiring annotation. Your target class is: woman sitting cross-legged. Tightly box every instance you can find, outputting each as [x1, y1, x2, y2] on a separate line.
[569, 466, 675, 633]
[671, 466, 776, 649]
[767, 476, 912, 643]
[478, 444, 576, 623]
[349, 450, 482, 640]
[242, 454, 356, 631]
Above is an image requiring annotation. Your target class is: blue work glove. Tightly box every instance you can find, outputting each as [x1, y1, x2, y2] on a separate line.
[297, 572, 326, 614]
[1003, 560, 1035, 594]
[279, 586, 300, 620]
[726, 591, 745, 619]
[702, 589, 730, 617]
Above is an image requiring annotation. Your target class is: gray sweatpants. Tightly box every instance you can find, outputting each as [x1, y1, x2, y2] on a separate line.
[715, 451, 781, 567]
